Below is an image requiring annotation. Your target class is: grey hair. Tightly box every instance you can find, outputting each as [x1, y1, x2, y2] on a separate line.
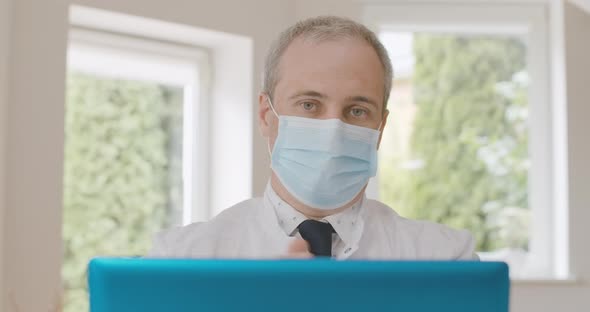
[262, 16, 394, 109]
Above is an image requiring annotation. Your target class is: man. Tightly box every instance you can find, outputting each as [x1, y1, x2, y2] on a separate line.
[149, 16, 476, 260]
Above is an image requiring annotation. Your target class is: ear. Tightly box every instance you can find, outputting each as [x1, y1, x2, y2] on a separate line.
[258, 93, 272, 137]
[376, 109, 389, 150]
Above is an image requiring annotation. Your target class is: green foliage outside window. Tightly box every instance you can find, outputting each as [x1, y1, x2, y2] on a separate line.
[62, 73, 182, 312]
[379, 35, 529, 252]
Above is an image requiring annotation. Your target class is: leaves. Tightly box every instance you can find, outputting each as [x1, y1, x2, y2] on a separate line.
[379, 35, 530, 252]
[62, 73, 183, 312]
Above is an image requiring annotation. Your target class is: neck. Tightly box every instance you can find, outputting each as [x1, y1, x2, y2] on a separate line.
[269, 173, 364, 219]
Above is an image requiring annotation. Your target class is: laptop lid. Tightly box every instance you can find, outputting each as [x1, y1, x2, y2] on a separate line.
[88, 258, 509, 312]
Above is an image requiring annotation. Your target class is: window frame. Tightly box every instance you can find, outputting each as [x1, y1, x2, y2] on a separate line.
[363, 2, 567, 279]
[67, 28, 212, 225]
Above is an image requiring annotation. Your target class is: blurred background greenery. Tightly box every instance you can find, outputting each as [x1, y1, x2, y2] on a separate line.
[62, 73, 183, 312]
[379, 34, 529, 252]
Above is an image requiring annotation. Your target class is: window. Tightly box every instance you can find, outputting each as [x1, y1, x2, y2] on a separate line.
[380, 31, 529, 258]
[63, 29, 210, 311]
[364, 3, 565, 279]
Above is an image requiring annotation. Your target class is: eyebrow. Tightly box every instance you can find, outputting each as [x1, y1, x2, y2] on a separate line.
[288, 90, 326, 100]
[345, 95, 379, 109]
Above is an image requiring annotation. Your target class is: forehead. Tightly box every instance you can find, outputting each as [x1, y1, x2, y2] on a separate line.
[273, 36, 385, 105]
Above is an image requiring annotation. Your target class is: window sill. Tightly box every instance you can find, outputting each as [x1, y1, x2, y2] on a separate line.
[511, 276, 582, 286]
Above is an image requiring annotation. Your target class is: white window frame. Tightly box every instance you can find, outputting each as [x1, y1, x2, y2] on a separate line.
[363, 2, 567, 280]
[67, 28, 212, 225]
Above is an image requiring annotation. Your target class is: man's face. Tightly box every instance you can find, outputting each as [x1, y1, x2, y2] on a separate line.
[259, 36, 388, 149]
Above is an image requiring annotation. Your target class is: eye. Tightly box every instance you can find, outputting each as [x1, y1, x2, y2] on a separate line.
[351, 107, 367, 117]
[301, 102, 316, 111]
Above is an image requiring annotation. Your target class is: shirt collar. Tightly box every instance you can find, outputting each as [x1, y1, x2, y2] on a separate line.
[264, 182, 364, 247]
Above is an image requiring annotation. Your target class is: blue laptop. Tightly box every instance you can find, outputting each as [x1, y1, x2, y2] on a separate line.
[88, 258, 509, 312]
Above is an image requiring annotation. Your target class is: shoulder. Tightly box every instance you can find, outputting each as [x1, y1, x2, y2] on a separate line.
[363, 199, 477, 260]
[147, 197, 262, 257]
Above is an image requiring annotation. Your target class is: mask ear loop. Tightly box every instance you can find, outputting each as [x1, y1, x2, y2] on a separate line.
[267, 96, 279, 118]
[374, 114, 386, 151]
[266, 96, 280, 157]
[377, 106, 389, 132]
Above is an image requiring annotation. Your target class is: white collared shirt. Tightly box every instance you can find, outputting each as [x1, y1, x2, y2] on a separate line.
[148, 183, 477, 260]
[268, 184, 364, 259]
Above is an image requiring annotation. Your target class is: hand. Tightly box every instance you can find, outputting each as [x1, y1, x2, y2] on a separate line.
[282, 238, 313, 259]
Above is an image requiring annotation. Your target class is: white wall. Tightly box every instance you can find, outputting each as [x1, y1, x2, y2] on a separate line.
[3, 1, 69, 310]
[0, 0, 292, 310]
[0, 0, 12, 310]
[511, 2, 590, 311]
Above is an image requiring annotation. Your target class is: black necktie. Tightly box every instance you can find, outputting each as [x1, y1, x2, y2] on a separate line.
[297, 219, 335, 257]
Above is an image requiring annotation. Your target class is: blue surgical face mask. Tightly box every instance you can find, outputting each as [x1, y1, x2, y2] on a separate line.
[267, 97, 381, 210]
